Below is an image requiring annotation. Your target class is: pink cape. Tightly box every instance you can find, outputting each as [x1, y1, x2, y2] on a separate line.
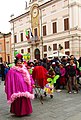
[5, 68, 34, 104]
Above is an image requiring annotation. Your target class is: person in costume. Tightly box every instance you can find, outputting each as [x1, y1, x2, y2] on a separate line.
[32, 65, 48, 89]
[5, 53, 34, 116]
[27, 60, 34, 75]
[44, 68, 60, 98]
[32, 65, 48, 99]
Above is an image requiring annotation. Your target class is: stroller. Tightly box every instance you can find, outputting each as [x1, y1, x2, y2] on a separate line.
[32, 66, 48, 104]
[32, 66, 60, 103]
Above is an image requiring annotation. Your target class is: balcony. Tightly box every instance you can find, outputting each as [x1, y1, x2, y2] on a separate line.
[28, 36, 40, 45]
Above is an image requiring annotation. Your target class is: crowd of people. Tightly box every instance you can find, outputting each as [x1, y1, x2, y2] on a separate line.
[1, 54, 81, 117]
[27, 55, 80, 94]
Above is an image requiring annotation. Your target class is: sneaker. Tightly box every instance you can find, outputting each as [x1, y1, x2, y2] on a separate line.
[50, 95, 53, 98]
[56, 89, 62, 92]
[69, 91, 72, 94]
[74, 91, 78, 94]
[44, 92, 47, 97]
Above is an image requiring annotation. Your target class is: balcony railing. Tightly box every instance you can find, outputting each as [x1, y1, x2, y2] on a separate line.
[28, 36, 40, 44]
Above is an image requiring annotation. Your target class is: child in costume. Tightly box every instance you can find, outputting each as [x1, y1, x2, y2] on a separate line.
[44, 68, 60, 98]
[27, 60, 34, 75]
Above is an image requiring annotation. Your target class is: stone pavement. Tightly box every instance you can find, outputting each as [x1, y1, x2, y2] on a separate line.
[1, 81, 81, 120]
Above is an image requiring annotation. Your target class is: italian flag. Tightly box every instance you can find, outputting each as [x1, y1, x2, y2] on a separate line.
[25, 30, 30, 40]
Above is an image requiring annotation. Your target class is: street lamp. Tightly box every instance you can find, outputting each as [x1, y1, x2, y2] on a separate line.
[58, 44, 63, 58]
[10, 14, 15, 57]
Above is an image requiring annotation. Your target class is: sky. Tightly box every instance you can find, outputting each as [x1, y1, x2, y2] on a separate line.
[0, 0, 30, 33]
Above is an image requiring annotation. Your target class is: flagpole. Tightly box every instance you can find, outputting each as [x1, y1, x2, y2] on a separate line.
[40, 8, 43, 59]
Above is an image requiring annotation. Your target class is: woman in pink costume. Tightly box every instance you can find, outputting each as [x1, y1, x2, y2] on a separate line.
[5, 54, 34, 116]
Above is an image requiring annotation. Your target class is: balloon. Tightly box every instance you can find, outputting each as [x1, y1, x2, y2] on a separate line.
[23, 53, 31, 61]
[14, 51, 19, 57]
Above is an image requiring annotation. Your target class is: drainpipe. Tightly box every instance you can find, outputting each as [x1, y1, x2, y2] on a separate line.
[3, 34, 6, 62]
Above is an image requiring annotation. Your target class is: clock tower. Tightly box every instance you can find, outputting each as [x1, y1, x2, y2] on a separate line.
[32, 7, 39, 18]
[30, 4, 40, 40]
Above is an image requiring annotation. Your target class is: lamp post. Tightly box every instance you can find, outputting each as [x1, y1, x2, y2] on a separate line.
[10, 14, 15, 57]
[58, 44, 63, 58]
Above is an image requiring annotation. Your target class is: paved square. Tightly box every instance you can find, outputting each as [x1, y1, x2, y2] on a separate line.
[0, 81, 81, 120]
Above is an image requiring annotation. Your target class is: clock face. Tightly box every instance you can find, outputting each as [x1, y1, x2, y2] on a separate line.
[32, 8, 38, 18]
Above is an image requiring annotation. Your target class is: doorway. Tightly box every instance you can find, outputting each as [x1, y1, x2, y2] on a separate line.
[34, 48, 40, 59]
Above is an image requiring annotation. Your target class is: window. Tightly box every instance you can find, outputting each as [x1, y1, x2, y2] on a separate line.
[21, 33, 23, 41]
[34, 28, 37, 36]
[14, 35, 17, 43]
[43, 25, 46, 36]
[6, 42, 10, 54]
[53, 44, 57, 50]
[44, 45, 47, 52]
[65, 41, 69, 49]
[44, 54, 47, 58]
[64, 18, 69, 30]
[53, 22, 57, 33]
[28, 48, 30, 53]
[65, 51, 70, 55]
[21, 49, 24, 53]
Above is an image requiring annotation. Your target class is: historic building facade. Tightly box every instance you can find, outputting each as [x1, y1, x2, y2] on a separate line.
[10, 0, 81, 61]
[0, 32, 12, 63]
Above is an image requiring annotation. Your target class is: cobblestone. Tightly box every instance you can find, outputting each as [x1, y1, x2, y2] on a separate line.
[0, 81, 81, 120]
